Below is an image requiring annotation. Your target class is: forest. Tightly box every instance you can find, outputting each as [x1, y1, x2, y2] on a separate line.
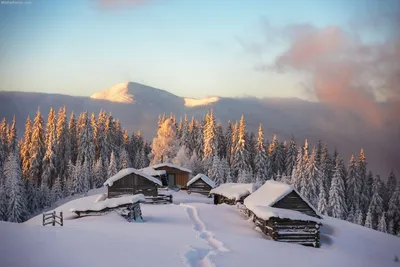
[0, 107, 399, 238]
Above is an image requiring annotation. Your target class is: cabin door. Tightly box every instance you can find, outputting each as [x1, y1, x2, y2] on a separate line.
[168, 174, 175, 188]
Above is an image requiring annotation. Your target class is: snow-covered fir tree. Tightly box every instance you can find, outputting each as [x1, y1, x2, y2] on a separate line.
[355, 209, 364, 225]
[387, 185, 400, 232]
[208, 155, 225, 186]
[29, 109, 46, 185]
[20, 116, 32, 179]
[317, 181, 328, 215]
[172, 146, 190, 168]
[220, 157, 233, 183]
[107, 151, 118, 179]
[8, 116, 18, 154]
[82, 158, 91, 193]
[4, 153, 28, 222]
[188, 151, 203, 176]
[77, 112, 95, 170]
[68, 112, 78, 164]
[254, 124, 268, 185]
[119, 147, 131, 170]
[232, 115, 252, 181]
[42, 112, 57, 189]
[358, 149, 370, 213]
[293, 146, 303, 191]
[368, 175, 384, 229]
[202, 110, 218, 173]
[216, 122, 226, 160]
[52, 176, 63, 202]
[225, 121, 233, 166]
[0, 118, 8, 156]
[347, 208, 355, 223]
[56, 106, 70, 180]
[268, 135, 278, 174]
[275, 141, 286, 176]
[0, 180, 7, 221]
[364, 208, 373, 228]
[72, 159, 83, 195]
[328, 157, 347, 219]
[346, 154, 360, 211]
[387, 171, 397, 203]
[150, 118, 179, 164]
[377, 212, 387, 233]
[93, 157, 105, 188]
[302, 147, 319, 207]
[230, 121, 239, 170]
[285, 136, 297, 176]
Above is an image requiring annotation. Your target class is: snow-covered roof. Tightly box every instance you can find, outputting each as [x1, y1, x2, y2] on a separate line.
[249, 205, 321, 223]
[152, 163, 192, 173]
[244, 180, 320, 216]
[104, 168, 163, 187]
[139, 167, 167, 176]
[187, 173, 215, 188]
[70, 194, 146, 213]
[210, 183, 259, 200]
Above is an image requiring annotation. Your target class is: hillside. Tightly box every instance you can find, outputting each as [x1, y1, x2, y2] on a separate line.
[1, 189, 397, 267]
[0, 82, 399, 176]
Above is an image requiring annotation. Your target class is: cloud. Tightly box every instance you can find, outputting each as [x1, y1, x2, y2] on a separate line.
[252, 13, 400, 129]
[94, 0, 149, 9]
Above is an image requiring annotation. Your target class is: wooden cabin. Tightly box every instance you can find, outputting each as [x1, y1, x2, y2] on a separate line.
[243, 180, 322, 248]
[151, 163, 192, 189]
[187, 173, 215, 196]
[104, 168, 163, 198]
[210, 183, 258, 205]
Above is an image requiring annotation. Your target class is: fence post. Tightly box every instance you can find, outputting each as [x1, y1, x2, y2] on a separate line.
[60, 212, 63, 226]
[42, 213, 45, 226]
[52, 211, 55, 226]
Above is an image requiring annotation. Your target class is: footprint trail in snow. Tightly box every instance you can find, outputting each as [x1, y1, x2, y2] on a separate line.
[181, 204, 229, 267]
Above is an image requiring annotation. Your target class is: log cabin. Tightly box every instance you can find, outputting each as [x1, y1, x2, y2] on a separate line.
[210, 183, 259, 205]
[104, 168, 163, 198]
[150, 163, 192, 189]
[243, 180, 322, 248]
[187, 173, 215, 196]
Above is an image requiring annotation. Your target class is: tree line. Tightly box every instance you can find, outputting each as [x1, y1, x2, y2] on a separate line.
[151, 111, 400, 236]
[0, 107, 150, 223]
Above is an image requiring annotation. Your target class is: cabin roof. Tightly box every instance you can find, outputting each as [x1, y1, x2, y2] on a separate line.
[248, 205, 321, 223]
[187, 173, 215, 188]
[152, 163, 192, 173]
[103, 168, 163, 187]
[139, 167, 167, 176]
[244, 180, 320, 216]
[69, 194, 146, 213]
[210, 183, 259, 200]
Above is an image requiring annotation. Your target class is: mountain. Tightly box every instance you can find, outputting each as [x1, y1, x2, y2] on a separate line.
[0, 82, 398, 177]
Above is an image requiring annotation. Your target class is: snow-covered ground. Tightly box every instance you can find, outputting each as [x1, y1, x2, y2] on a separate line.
[1, 188, 399, 267]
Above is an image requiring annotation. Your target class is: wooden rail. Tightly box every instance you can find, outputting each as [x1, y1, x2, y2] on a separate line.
[43, 211, 63, 226]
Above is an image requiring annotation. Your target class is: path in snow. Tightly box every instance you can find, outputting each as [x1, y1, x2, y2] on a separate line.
[181, 204, 229, 267]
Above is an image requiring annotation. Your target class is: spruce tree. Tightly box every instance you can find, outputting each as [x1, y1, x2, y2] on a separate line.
[56, 106, 70, 180]
[68, 112, 78, 164]
[150, 118, 179, 164]
[328, 157, 347, 219]
[317, 182, 328, 215]
[77, 112, 95, 170]
[107, 151, 118, 179]
[4, 153, 28, 223]
[369, 175, 384, 228]
[93, 157, 105, 188]
[216, 122, 226, 160]
[225, 121, 233, 166]
[377, 212, 387, 233]
[72, 160, 83, 195]
[42, 113, 57, 189]
[82, 158, 91, 193]
[220, 157, 232, 183]
[285, 136, 297, 176]
[208, 155, 225, 186]
[347, 207, 355, 223]
[355, 209, 364, 225]
[8, 116, 18, 154]
[20, 116, 32, 179]
[364, 208, 373, 229]
[52, 176, 63, 202]
[254, 124, 268, 184]
[0, 180, 7, 221]
[358, 149, 369, 213]
[387, 171, 397, 203]
[232, 115, 252, 181]
[202, 110, 218, 173]
[387, 185, 400, 229]
[293, 146, 303, 191]
[346, 154, 360, 211]
[188, 151, 203, 176]
[30, 109, 45, 185]
[0, 118, 8, 156]
[302, 148, 319, 207]
[268, 135, 278, 174]
[119, 147, 131, 170]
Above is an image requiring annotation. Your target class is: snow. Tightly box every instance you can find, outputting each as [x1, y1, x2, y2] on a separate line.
[139, 166, 166, 176]
[69, 194, 145, 213]
[249, 205, 322, 222]
[90, 82, 135, 103]
[151, 162, 192, 173]
[103, 168, 163, 187]
[244, 180, 321, 217]
[210, 183, 258, 200]
[2, 188, 399, 267]
[187, 173, 215, 188]
[184, 96, 220, 107]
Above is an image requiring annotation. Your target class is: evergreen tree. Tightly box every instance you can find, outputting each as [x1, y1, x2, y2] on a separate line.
[358, 149, 370, 213]
[20, 116, 32, 179]
[315, 140, 323, 165]
[364, 208, 373, 229]
[387, 171, 397, 202]
[93, 157, 105, 188]
[72, 160, 83, 195]
[293, 147, 303, 191]
[208, 155, 225, 186]
[347, 207, 355, 223]
[302, 148, 319, 207]
[25, 178, 39, 214]
[285, 136, 297, 176]
[203, 110, 218, 173]
[355, 209, 364, 225]
[388, 220, 394, 235]
[4, 153, 28, 223]
[275, 141, 286, 176]
[29, 109, 46, 185]
[68, 112, 78, 164]
[230, 121, 239, 170]
[328, 157, 347, 219]
[268, 135, 278, 174]
[77, 112, 95, 170]
[107, 151, 118, 178]
[317, 182, 328, 215]
[8, 116, 18, 154]
[96, 110, 109, 165]
[52, 176, 63, 202]
[42, 112, 57, 189]
[150, 118, 179, 164]
[56, 106, 70, 180]
[346, 154, 360, 211]
[377, 212, 387, 233]
[225, 121, 233, 166]
[172, 146, 190, 168]
[82, 158, 91, 193]
[0, 118, 8, 156]
[232, 115, 252, 181]
[369, 175, 384, 228]
[119, 147, 131, 170]
[254, 124, 268, 184]
[188, 151, 203, 176]
[247, 132, 257, 171]
[220, 157, 232, 183]
[387, 186, 400, 230]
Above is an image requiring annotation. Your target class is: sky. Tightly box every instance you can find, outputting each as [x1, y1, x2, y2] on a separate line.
[0, 0, 399, 99]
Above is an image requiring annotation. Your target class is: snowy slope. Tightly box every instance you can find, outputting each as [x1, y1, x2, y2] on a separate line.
[1, 190, 399, 267]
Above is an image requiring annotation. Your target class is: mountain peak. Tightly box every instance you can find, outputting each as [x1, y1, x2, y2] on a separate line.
[90, 82, 134, 103]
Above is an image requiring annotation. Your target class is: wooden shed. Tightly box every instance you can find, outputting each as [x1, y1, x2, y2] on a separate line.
[151, 163, 192, 189]
[243, 180, 322, 248]
[187, 173, 215, 196]
[210, 183, 259, 205]
[104, 168, 163, 198]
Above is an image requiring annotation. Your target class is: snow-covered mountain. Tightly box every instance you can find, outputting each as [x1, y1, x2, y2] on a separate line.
[3, 188, 398, 267]
[0, 82, 398, 177]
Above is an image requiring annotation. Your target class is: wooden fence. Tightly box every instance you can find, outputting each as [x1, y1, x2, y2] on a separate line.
[43, 211, 63, 226]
